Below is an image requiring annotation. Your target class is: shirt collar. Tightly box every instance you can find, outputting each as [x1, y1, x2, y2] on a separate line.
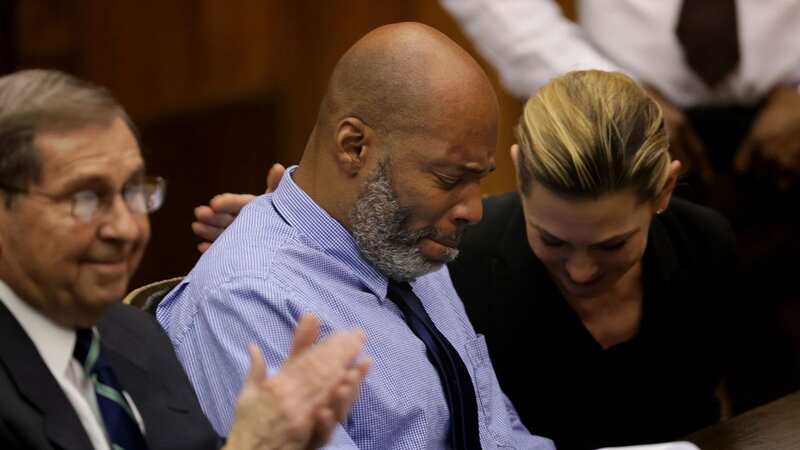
[0, 280, 76, 378]
[271, 166, 389, 300]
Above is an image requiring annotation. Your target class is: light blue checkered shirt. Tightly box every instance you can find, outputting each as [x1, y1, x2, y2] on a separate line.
[157, 166, 554, 449]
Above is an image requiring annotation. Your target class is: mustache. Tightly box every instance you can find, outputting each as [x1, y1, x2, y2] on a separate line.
[390, 203, 465, 247]
[395, 225, 464, 248]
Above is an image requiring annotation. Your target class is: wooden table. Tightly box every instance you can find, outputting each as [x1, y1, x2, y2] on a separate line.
[687, 390, 800, 449]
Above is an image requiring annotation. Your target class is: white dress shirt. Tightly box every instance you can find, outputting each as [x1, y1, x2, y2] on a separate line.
[441, 0, 800, 107]
[0, 280, 144, 450]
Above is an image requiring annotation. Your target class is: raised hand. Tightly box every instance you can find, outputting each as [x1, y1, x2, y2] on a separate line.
[225, 314, 370, 450]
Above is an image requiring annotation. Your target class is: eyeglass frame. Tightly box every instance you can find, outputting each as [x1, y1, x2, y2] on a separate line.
[0, 175, 167, 224]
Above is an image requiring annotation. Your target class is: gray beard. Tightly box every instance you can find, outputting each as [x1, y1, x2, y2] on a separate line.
[349, 158, 459, 282]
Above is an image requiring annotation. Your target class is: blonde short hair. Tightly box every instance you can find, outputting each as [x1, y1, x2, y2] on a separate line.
[514, 70, 670, 202]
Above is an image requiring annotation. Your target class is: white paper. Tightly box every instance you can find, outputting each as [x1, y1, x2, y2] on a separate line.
[596, 442, 700, 450]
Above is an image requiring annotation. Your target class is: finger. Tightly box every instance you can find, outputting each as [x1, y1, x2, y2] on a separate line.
[331, 358, 371, 420]
[734, 137, 758, 175]
[330, 382, 355, 420]
[683, 126, 714, 182]
[768, 137, 800, 174]
[666, 128, 692, 173]
[775, 149, 796, 173]
[193, 205, 213, 221]
[288, 314, 321, 359]
[355, 356, 372, 378]
[746, 140, 772, 179]
[282, 330, 366, 408]
[317, 329, 366, 366]
[283, 328, 366, 399]
[192, 221, 225, 242]
[194, 206, 237, 228]
[308, 408, 338, 449]
[244, 343, 268, 386]
[209, 193, 257, 215]
[197, 242, 211, 253]
[266, 164, 286, 194]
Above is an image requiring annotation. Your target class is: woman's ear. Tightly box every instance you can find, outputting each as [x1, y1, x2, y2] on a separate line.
[510, 144, 520, 170]
[334, 117, 371, 176]
[656, 160, 682, 213]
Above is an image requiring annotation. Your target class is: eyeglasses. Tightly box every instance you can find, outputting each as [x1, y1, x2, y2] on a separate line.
[0, 176, 167, 224]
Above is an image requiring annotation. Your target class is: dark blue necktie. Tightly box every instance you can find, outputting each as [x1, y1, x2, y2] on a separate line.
[74, 328, 149, 450]
[387, 281, 482, 450]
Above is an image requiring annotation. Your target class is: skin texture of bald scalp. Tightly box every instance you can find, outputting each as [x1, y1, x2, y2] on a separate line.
[293, 22, 499, 280]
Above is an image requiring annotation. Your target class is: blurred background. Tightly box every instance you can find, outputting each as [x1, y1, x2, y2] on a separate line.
[0, 0, 575, 287]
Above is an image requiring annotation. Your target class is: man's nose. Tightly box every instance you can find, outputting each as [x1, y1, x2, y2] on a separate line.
[98, 194, 142, 242]
[451, 182, 483, 226]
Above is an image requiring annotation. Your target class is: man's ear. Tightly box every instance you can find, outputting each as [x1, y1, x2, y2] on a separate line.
[656, 160, 682, 213]
[334, 117, 371, 176]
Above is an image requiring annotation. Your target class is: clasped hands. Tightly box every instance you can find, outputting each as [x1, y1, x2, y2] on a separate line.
[646, 85, 800, 191]
[225, 313, 371, 450]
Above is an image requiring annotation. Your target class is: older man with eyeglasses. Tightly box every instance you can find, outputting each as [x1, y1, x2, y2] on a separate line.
[0, 69, 369, 450]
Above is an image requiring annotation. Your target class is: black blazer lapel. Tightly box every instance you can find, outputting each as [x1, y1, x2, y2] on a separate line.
[0, 302, 94, 450]
[96, 305, 218, 450]
[97, 308, 191, 418]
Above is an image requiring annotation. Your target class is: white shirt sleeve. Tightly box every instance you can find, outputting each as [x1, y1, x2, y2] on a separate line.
[439, 0, 623, 98]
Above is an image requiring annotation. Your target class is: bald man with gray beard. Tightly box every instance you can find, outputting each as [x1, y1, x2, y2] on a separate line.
[157, 23, 554, 449]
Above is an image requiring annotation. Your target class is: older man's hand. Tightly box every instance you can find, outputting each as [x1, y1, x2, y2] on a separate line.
[735, 86, 800, 190]
[224, 314, 370, 450]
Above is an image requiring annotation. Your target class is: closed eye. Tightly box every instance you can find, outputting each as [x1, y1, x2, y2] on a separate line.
[436, 174, 462, 189]
[540, 235, 566, 247]
[595, 240, 628, 251]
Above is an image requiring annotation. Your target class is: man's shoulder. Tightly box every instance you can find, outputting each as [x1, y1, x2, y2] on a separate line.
[100, 303, 171, 346]
[222, 193, 298, 248]
[101, 304, 196, 394]
[186, 193, 308, 288]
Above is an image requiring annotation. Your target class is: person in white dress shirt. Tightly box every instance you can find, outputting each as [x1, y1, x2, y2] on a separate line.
[441, 0, 800, 182]
[441, 0, 800, 414]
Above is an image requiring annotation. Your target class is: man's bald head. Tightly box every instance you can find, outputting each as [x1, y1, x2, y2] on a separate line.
[317, 22, 497, 136]
[295, 23, 498, 261]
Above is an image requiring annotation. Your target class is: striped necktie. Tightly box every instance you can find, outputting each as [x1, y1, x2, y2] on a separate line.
[73, 328, 149, 450]
[387, 281, 482, 450]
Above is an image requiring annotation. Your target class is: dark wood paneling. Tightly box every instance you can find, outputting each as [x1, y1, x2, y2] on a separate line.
[131, 98, 279, 287]
[9, 0, 558, 284]
[0, 0, 17, 72]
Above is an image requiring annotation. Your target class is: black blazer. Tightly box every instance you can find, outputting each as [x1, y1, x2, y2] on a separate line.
[448, 193, 738, 450]
[0, 301, 220, 450]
